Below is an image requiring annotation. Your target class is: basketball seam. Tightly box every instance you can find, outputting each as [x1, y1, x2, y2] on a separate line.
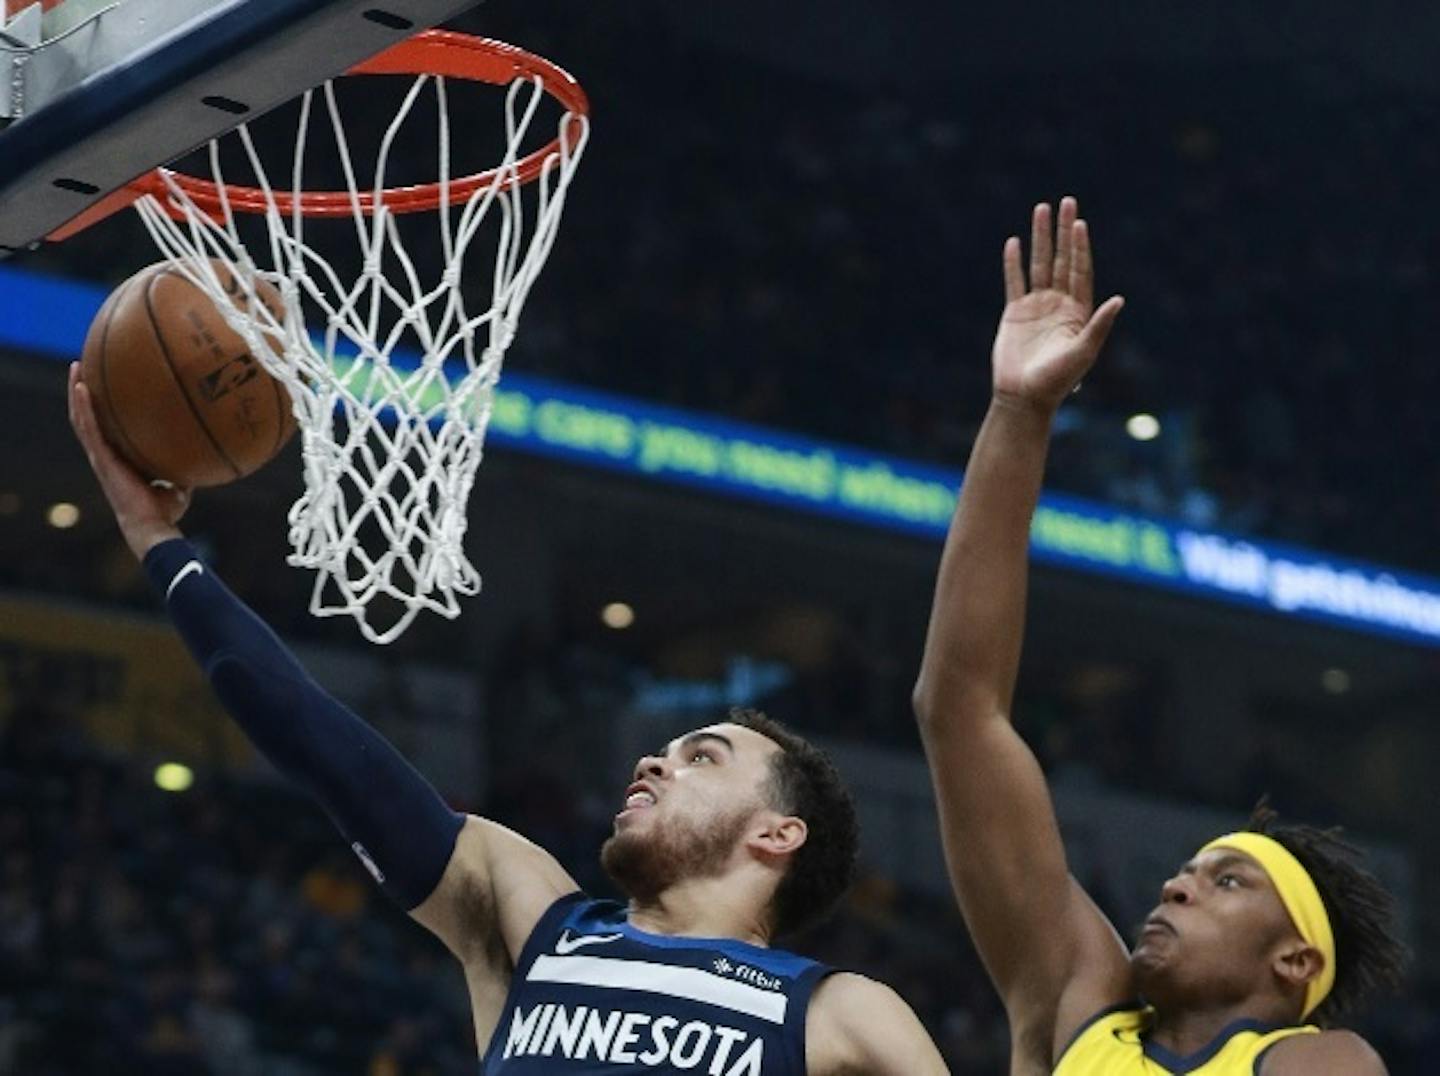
[144, 270, 243, 480]
[97, 275, 169, 483]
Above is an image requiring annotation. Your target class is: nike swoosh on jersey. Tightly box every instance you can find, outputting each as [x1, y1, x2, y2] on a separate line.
[554, 930, 624, 955]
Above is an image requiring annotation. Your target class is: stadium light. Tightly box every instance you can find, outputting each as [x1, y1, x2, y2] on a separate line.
[45, 501, 80, 528]
[601, 602, 635, 630]
[154, 762, 194, 793]
[1126, 413, 1161, 441]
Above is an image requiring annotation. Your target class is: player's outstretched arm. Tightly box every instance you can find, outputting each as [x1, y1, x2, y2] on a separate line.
[67, 361, 578, 972]
[911, 199, 1129, 1056]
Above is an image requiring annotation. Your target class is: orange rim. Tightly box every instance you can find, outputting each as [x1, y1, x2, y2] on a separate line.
[136, 29, 588, 218]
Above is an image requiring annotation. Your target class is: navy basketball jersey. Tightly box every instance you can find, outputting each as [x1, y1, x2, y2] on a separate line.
[481, 892, 834, 1075]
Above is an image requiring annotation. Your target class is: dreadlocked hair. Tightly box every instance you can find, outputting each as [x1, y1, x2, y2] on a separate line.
[1247, 800, 1408, 1026]
[728, 708, 859, 940]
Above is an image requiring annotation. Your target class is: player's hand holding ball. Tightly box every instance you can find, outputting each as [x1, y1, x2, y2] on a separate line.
[77, 261, 295, 487]
[69, 259, 297, 559]
[68, 360, 191, 561]
[991, 196, 1125, 416]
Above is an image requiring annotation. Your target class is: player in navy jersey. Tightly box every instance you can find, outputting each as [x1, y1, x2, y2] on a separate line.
[68, 363, 947, 1074]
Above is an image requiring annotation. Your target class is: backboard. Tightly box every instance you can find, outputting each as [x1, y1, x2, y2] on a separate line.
[0, 0, 484, 254]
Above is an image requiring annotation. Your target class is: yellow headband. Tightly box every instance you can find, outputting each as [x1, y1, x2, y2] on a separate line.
[1199, 832, 1335, 1018]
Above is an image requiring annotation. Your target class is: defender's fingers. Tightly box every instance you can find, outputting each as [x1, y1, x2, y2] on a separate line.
[1053, 197, 1077, 296]
[1003, 236, 1025, 302]
[1071, 219, 1094, 310]
[1077, 294, 1125, 355]
[1029, 203, 1053, 289]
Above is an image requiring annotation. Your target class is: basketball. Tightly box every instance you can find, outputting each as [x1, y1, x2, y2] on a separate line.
[79, 261, 297, 488]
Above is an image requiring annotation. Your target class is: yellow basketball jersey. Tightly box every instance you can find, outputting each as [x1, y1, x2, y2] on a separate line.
[1054, 1006, 1318, 1074]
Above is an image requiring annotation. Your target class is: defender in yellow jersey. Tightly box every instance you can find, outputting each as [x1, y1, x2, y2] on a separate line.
[1056, 1006, 1316, 1075]
[913, 198, 1406, 1075]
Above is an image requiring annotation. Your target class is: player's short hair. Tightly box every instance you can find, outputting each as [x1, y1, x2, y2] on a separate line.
[1247, 802, 1408, 1025]
[730, 708, 859, 939]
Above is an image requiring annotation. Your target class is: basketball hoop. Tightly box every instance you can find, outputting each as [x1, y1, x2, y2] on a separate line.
[126, 29, 589, 644]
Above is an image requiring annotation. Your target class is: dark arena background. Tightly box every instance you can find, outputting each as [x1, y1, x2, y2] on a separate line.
[3, 1, 1440, 1072]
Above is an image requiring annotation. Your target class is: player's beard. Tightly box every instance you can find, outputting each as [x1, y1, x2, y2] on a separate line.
[601, 802, 757, 903]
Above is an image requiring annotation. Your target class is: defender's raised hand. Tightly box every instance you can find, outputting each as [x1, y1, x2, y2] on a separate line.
[914, 198, 1135, 1073]
[67, 361, 190, 559]
[992, 197, 1124, 414]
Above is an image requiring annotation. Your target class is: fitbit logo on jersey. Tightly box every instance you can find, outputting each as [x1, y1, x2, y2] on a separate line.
[712, 958, 783, 991]
[502, 1003, 763, 1073]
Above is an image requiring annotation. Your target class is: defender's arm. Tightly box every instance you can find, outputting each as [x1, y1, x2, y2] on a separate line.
[911, 200, 1130, 1052]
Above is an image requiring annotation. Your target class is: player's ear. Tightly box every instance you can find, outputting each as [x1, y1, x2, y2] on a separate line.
[1273, 939, 1325, 995]
[749, 813, 807, 860]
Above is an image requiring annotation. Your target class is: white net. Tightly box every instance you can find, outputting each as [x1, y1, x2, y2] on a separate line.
[133, 64, 588, 643]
